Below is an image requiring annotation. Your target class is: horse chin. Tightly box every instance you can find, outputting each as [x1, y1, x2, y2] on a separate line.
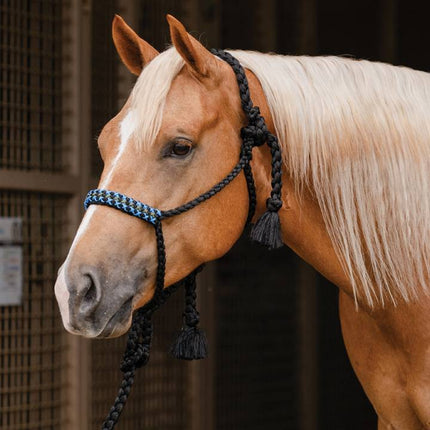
[90, 284, 154, 338]
[95, 297, 133, 338]
[58, 289, 134, 339]
[64, 299, 133, 339]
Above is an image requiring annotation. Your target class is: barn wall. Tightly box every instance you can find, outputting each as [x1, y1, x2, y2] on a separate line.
[0, 1, 71, 429]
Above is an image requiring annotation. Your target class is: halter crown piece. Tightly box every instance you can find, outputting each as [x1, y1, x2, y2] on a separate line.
[84, 49, 284, 429]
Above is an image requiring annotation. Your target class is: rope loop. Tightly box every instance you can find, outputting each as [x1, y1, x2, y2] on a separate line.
[240, 104, 269, 148]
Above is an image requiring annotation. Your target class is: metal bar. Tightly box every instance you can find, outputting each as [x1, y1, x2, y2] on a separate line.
[0, 170, 79, 194]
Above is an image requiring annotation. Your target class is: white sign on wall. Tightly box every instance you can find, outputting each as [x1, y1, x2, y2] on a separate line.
[0, 217, 23, 305]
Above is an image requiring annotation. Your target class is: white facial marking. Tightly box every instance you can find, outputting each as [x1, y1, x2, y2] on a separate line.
[55, 205, 98, 328]
[54, 265, 72, 331]
[56, 111, 137, 331]
[100, 110, 137, 188]
[69, 205, 97, 253]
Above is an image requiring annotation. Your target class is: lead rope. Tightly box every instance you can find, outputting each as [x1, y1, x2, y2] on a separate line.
[96, 49, 284, 429]
[102, 222, 203, 429]
[101, 221, 165, 430]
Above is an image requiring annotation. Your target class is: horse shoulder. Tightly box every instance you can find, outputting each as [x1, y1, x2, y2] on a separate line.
[339, 291, 430, 429]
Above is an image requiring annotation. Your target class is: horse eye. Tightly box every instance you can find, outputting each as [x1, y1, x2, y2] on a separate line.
[170, 140, 193, 158]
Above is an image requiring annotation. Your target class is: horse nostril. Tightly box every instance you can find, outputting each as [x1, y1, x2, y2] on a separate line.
[79, 273, 101, 316]
[83, 276, 97, 302]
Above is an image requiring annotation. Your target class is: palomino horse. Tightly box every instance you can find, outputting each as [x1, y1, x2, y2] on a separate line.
[54, 14, 430, 429]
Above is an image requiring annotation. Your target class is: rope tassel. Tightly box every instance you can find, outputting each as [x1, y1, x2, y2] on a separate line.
[250, 199, 283, 249]
[171, 272, 208, 360]
[250, 135, 284, 250]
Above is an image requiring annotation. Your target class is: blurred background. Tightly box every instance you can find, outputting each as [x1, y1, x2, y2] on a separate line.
[0, 0, 428, 429]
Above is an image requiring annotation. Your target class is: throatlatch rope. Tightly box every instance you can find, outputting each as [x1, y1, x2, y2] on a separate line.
[210, 49, 284, 247]
[84, 49, 284, 430]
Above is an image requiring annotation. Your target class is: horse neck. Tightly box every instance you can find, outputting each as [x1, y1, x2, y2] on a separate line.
[246, 68, 355, 302]
[245, 56, 430, 318]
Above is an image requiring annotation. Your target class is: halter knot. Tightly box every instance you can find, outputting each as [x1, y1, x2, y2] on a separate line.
[240, 124, 268, 145]
[240, 107, 270, 148]
[266, 197, 283, 212]
[184, 312, 199, 327]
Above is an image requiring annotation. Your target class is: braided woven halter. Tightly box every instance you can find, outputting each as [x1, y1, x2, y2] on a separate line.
[84, 49, 284, 429]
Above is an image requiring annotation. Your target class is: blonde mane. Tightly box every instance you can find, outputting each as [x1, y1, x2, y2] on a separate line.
[131, 47, 430, 307]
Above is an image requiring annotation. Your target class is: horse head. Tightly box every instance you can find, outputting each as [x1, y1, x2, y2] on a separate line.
[54, 15, 273, 338]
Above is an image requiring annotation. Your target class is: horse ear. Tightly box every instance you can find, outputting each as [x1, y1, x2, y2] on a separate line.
[166, 14, 218, 80]
[112, 15, 159, 76]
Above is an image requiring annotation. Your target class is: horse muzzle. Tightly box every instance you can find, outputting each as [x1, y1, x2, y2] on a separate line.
[55, 264, 146, 338]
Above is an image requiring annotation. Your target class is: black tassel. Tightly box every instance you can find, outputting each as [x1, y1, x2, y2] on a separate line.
[250, 198, 283, 250]
[170, 271, 208, 360]
[171, 325, 208, 360]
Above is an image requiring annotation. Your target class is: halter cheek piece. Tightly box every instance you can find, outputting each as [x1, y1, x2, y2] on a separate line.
[84, 50, 284, 430]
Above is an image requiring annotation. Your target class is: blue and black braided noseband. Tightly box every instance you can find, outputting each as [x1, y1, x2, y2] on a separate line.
[86, 50, 284, 430]
[84, 189, 162, 225]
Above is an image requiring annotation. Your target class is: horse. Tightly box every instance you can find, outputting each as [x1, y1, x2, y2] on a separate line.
[54, 14, 430, 429]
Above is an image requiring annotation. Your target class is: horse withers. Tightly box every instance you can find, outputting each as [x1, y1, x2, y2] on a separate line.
[55, 14, 430, 429]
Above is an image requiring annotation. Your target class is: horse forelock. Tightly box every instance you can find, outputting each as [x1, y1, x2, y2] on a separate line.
[230, 49, 430, 306]
[128, 47, 185, 150]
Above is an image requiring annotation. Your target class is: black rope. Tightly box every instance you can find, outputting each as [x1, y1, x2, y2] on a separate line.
[210, 50, 284, 248]
[161, 158, 248, 219]
[101, 369, 136, 430]
[267, 135, 283, 211]
[102, 221, 169, 429]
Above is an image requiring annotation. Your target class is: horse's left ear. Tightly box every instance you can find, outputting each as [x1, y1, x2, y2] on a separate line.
[167, 14, 218, 80]
[112, 15, 159, 75]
